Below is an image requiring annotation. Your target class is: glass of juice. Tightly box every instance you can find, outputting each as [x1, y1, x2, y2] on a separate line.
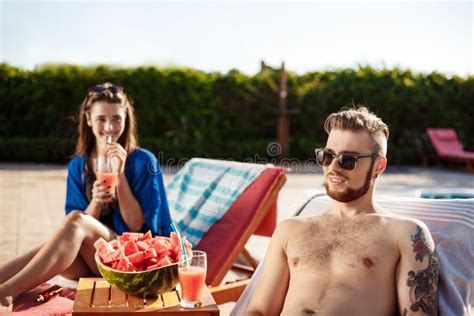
[179, 250, 207, 308]
[95, 156, 119, 198]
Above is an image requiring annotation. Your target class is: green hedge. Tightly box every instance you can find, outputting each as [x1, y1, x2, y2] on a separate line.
[1, 63, 473, 164]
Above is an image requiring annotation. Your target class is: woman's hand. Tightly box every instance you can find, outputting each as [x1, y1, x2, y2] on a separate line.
[92, 180, 115, 206]
[105, 143, 127, 174]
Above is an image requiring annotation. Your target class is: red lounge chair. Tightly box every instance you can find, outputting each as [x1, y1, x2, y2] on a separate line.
[196, 165, 287, 287]
[426, 128, 474, 172]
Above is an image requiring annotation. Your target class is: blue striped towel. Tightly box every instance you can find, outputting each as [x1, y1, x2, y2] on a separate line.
[166, 158, 267, 245]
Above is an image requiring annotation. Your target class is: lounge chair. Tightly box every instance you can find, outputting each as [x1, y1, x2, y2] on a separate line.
[167, 158, 287, 286]
[426, 128, 474, 172]
[229, 191, 474, 316]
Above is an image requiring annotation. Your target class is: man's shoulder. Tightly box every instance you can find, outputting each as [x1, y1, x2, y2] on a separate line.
[377, 212, 433, 249]
[378, 212, 429, 232]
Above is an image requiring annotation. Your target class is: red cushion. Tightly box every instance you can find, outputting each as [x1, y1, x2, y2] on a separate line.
[12, 283, 75, 315]
[254, 201, 277, 236]
[196, 167, 285, 285]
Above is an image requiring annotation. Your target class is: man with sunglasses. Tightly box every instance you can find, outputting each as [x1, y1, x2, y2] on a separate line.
[246, 107, 439, 315]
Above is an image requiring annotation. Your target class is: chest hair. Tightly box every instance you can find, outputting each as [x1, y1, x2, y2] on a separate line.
[287, 215, 388, 269]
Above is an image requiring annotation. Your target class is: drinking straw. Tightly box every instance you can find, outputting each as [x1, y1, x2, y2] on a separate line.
[106, 136, 114, 170]
[170, 223, 189, 267]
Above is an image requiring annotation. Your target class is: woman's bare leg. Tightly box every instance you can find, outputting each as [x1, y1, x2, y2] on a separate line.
[60, 253, 95, 281]
[0, 244, 43, 284]
[1, 244, 97, 284]
[0, 211, 115, 305]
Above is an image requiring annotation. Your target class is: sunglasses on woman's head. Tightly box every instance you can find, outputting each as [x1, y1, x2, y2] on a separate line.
[87, 84, 124, 94]
[315, 148, 378, 171]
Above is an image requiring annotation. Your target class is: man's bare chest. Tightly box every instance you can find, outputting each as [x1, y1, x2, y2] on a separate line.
[286, 216, 397, 271]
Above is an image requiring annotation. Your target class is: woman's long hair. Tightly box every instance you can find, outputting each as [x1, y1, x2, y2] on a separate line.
[75, 82, 138, 157]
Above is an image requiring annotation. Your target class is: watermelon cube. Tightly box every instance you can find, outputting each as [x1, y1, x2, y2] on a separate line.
[117, 235, 129, 245]
[123, 240, 140, 256]
[109, 240, 119, 249]
[147, 257, 158, 266]
[93, 237, 108, 252]
[123, 232, 144, 241]
[152, 239, 170, 255]
[157, 250, 172, 261]
[144, 248, 157, 260]
[135, 264, 146, 272]
[127, 251, 146, 266]
[136, 241, 150, 251]
[170, 232, 180, 250]
[157, 256, 173, 267]
[111, 260, 119, 270]
[152, 236, 169, 245]
[146, 263, 160, 270]
[117, 257, 134, 271]
[140, 230, 152, 241]
[102, 249, 121, 264]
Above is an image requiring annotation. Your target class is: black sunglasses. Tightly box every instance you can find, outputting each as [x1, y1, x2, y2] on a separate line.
[87, 84, 124, 94]
[315, 148, 378, 171]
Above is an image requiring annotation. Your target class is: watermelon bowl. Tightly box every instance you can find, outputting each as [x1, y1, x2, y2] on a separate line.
[95, 251, 180, 297]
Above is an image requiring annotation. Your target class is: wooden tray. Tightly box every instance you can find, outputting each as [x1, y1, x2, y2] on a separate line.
[72, 278, 219, 315]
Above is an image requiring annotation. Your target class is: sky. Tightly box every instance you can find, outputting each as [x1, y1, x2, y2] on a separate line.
[1, 0, 473, 77]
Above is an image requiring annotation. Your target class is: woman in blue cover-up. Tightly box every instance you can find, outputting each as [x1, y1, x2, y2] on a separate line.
[0, 83, 172, 308]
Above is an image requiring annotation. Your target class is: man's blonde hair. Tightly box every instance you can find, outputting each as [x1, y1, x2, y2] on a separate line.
[324, 106, 389, 156]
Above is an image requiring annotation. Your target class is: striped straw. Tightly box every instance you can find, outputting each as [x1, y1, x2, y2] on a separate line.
[170, 223, 189, 267]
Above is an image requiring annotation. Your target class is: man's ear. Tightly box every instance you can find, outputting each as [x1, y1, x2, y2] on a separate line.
[373, 156, 387, 178]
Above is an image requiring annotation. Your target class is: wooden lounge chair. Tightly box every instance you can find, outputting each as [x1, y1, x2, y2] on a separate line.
[229, 192, 474, 316]
[172, 159, 287, 287]
[426, 128, 474, 172]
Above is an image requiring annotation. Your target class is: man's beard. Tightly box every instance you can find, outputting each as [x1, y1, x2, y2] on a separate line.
[324, 160, 375, 203]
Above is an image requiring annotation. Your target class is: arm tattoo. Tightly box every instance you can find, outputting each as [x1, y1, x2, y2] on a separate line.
[410, 226, 431, 262]
[406, 225, 439, 315]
